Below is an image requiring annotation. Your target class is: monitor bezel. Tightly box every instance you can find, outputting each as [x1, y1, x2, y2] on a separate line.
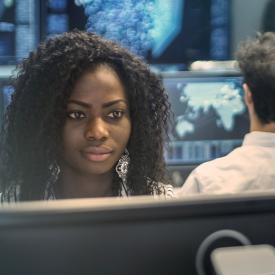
[1, 191, 275, 226]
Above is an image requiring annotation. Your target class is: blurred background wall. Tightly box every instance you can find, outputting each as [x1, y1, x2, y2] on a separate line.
[231, 0, 270, 54]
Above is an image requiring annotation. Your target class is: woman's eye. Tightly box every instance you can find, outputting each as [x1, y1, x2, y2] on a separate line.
[67, 111, 86, 120]
[107, 110, 124, 119]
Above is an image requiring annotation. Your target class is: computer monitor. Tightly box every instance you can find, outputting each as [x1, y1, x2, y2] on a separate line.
[0, 75, 14, 129]
[162, 71, 249, 166]
[0, 0, 40, 64]
[50, 0, 229, 67]
[40, 0, 87, 40]
[149, 0, 231, 66]
[0, 192, 275, 275]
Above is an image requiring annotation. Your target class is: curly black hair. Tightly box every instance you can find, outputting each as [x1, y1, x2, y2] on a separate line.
[0, 30, 171, 201]
[236, 32, 275, 124]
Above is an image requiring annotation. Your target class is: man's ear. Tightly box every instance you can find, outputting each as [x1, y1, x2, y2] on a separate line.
[243, 83, 253, 107]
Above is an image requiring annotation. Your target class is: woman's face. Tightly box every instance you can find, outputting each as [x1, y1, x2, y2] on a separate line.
[61, 64, 131, 176]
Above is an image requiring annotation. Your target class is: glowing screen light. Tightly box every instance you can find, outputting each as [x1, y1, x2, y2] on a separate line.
[76, 0, 155, 57]
[76, 0, 183, 58]
[150, 0, 183, 58]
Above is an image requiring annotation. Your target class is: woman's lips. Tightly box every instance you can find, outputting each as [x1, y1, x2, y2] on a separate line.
[83, 152, 112, 162]
[82, 147, 113, 162]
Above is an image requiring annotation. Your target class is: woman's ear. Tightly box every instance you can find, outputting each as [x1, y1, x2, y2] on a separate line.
[243, 83, 253, 107]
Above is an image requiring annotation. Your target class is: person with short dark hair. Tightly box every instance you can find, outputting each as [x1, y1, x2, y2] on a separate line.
[178, 32, 275, 195]
[0, 30, 174, 201]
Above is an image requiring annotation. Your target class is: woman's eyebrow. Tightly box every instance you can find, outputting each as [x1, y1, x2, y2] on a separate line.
[102, 99, 128, 108]
[67, 99, 128, 108]
[67, 100, 90, 108]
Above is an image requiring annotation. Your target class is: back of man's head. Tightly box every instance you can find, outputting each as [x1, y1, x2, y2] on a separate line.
[236, 32, 275, 124]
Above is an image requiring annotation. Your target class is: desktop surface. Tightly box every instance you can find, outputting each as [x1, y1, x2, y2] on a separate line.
[1, 192, 275, 275]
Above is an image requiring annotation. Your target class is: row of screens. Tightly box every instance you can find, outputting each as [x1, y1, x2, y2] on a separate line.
[0, 0, 230, 66]
[0, 72, 249, 166]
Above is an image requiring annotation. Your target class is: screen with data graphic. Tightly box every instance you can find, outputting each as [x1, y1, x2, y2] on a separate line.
[40, 0, 86, 40]
[149, 0, 231, 65]
[0, 0, 40, 64]
[163, 73, 249, 165]
[0, 78, 13, 129]
[72, 0, 230, 66]
[1, 0, 230, 66]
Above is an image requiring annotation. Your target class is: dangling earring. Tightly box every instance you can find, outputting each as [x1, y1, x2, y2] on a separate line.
[46, 161, 61, 199]
[49, 161, 61, 184]
[115, 148, 130, 196]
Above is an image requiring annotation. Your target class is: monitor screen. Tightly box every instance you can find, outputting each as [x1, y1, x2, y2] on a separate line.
[40, 0, 87, 40]
[0, 77, 14, 129]
[0, 0, 230, 66]
[0, 192, 275, 275]
[163, 72, 249, 165]
[149, 0, 231, 66]
[43, 0, 230, 67]
[0, 0, 40, 64]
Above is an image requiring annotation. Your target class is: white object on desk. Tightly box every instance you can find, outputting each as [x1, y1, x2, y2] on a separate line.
[211, 244, 275, 275]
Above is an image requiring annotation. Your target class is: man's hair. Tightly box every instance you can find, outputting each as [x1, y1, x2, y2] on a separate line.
[0, 30, 171, 201]
[236, 32, 275, 123]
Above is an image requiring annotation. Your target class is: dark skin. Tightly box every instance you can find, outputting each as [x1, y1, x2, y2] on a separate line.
[0, 31, 170, 202]
[58, 64, 131, 198]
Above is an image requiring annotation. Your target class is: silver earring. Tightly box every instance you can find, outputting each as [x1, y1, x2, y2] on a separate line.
[45, 161, 61, 199]
[115, 148, 130, 195]
[49, 161, 60, 184]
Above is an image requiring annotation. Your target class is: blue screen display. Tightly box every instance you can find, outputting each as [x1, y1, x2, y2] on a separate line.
[0, 0, 39, 64]
[80, 0, 230, 65]
[0, 78, 14, 129]
[163, 73, 249, 165]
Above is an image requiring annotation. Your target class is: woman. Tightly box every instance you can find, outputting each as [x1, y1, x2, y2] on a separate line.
[0, 30, 174, 201]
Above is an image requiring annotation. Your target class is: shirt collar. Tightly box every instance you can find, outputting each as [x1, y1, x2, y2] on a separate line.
[243, 131, 275, 147]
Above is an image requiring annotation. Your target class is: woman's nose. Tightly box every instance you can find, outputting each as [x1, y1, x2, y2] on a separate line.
[84, 117, 109, 141]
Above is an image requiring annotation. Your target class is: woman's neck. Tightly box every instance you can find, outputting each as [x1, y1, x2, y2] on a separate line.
[56, 169, 113, 199]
